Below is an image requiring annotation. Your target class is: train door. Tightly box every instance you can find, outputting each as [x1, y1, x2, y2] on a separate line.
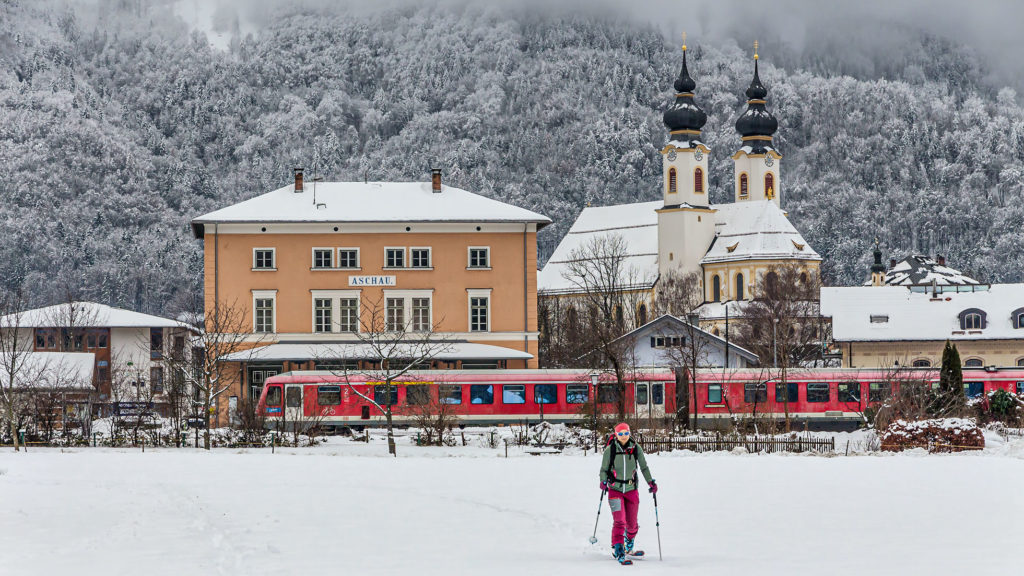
[634, 382, 666, 421]
[285, 384, 303, 423]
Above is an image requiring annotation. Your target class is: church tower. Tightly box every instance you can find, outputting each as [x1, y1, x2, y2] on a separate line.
[732, 42, 782, 206]
[870, 239, 887, 286]
[657, 36, 716, 280]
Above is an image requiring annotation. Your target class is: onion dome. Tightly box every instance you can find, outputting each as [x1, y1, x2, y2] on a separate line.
[734, 44, 778, 154]
[662, 44, 707, 140]
[871, 240, 886, 274]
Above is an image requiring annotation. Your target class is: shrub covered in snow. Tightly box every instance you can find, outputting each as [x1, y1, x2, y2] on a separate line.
[880, 418, 984, 453]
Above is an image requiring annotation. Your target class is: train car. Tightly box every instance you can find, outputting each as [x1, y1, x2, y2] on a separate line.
[257, 369, 677, 430]
[687, 367, 1024, 430]
[257, 367, 1024, 432]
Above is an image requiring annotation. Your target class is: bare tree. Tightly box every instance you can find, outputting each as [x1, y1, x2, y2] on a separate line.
[653, 270, 710, 430]
[0, 290, 41, 451]
[405, 379, 462, 447]
[560, 233, 649, 419]
[736, 263, 825, 430]
[319, 295, 453, 457]
[164, 297, 267, 450]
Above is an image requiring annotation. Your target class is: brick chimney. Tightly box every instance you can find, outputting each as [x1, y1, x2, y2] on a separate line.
[293, 168, 304, 193]
[431, 168, 442, 193]
[936, 254, 946, 267]
[889, 258, 896, 269]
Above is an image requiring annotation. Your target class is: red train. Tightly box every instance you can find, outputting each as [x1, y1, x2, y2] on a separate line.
[257, 368, 1024, 431]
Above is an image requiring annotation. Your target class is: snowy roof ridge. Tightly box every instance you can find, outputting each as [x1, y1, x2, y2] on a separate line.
[191, 181, 551, 237]
[4, 302, 188, 329]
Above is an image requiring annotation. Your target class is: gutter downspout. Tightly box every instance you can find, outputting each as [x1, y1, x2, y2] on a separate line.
[523, 224, 529, 365]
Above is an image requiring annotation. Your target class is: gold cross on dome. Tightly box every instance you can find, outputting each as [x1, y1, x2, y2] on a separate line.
[754, 39, 759, 60]
[681, 31, 687, 51]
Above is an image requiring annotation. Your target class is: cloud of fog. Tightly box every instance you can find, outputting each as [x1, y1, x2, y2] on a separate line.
[174, 0, 1024, 90]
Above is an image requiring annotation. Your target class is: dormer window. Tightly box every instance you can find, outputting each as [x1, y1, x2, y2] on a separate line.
[739, 173, 749, 199]
[958, 308, 986, 330]
[668, 168, 677, 194]
[1012, 308, 1024, 329]
[694, 168, 704, 193]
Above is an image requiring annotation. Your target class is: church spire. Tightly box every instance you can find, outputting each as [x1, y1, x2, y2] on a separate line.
[734, 40, 778, 154]
[663, 33, 707, 142]
[870, 238, 887, 286]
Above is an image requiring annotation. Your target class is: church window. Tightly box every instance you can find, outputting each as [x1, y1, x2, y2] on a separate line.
[800, 271, 808, 284]
[765, 271, 779, 296]
[739, 174, 748, 199]
[694, 168, 704, 193]
[668, 168, 677, 194]
[637, 304, 648, 327]
[765, 173, 775, 199]
[614, 305, 624, 326]
[736, 273, 744, 300]
[712, 275, 721, 302]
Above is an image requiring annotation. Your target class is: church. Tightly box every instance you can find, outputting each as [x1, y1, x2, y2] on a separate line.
[538, 42, 821, 332]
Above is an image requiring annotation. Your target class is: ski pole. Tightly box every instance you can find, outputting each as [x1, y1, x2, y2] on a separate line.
[653, 492, 662, 561]
[589, 488, 607, 544]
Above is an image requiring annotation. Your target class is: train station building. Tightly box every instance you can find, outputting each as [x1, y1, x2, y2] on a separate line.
[191, 169, 550, 423]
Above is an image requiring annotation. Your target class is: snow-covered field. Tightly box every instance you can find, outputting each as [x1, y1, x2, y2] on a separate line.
[2, 436, 1023, 575]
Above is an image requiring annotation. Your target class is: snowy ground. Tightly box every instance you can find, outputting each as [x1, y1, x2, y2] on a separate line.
[2, 435, 1023, 575]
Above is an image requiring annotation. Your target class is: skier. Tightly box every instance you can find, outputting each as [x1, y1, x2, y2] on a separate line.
[599, 422, 657, 565]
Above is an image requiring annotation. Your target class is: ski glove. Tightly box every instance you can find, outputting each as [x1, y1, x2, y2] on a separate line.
[599, 481, 609, 492]
[648, 480, 658, 494]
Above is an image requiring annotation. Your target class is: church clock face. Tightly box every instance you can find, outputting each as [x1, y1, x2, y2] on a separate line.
[667, 149, 677, 161]
[693, 149, 703, 161]
[764, 156, 774, 167]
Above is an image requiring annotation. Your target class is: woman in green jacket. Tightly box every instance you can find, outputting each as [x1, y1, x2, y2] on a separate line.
[599, 422, 657, 563]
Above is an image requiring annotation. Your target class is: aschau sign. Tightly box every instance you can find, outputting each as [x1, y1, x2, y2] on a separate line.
[349, 275, 397, 287]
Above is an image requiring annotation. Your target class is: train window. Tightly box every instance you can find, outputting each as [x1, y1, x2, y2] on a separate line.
[440, 385, 463, 404]
[285, 387, 302, 408]
[635, 384, 648, 405]
[317, 386, 341, 406]
[265, 386, 282, 407]
[470, 385, 494, 404]
[535, 384, 558, 404]
[407, 386, 430, 406]
[598, 384, 620, 404]
[963, 382, 984, 398]
[744, 383, 767, 403]
[652, 383, 664, 405]
[708, 384, 722, 404]
[806, 382, 830, 403]
[838, 382, 861, 403]
[775, 382, 798, 404]
[373, 385, 398, 406]
[869, 382, 891, 403]
[567, 385, 589, 403]
[1017, 382, 1024, 395]
[502, 385, 526, 404]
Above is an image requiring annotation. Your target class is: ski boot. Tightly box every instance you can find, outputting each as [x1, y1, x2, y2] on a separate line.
[624, 536, 644, 559]
[612, 543, 633, 565]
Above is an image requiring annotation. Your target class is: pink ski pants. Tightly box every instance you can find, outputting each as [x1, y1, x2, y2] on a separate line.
[607, 488, 640, 545]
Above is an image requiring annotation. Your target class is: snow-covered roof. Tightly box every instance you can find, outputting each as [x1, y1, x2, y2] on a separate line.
[219, 341, 533, 362]
[5, 302, 188, 329]
[864, 255, 980, 287]
[611, 314, 759, 362]
[0, 352, 95, 389]
[664, 139, 710, 151]
[694, 300, 748, 320]
[538, 201, 661, 294]
[191, 181, 551, 237]
[821, 284, 1024, 342]
[701, 200, 821, 265]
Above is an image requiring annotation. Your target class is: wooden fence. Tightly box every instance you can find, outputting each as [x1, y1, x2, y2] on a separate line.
[636, 434, 835, 455]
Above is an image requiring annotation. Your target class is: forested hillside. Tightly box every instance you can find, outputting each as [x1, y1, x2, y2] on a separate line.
[2, 0, 1023, 314]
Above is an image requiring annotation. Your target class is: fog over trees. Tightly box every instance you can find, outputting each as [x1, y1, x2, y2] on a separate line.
[2, 0, 1023, 314]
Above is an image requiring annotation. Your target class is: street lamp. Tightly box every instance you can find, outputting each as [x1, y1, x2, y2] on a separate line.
[590, 373, 600, 452]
